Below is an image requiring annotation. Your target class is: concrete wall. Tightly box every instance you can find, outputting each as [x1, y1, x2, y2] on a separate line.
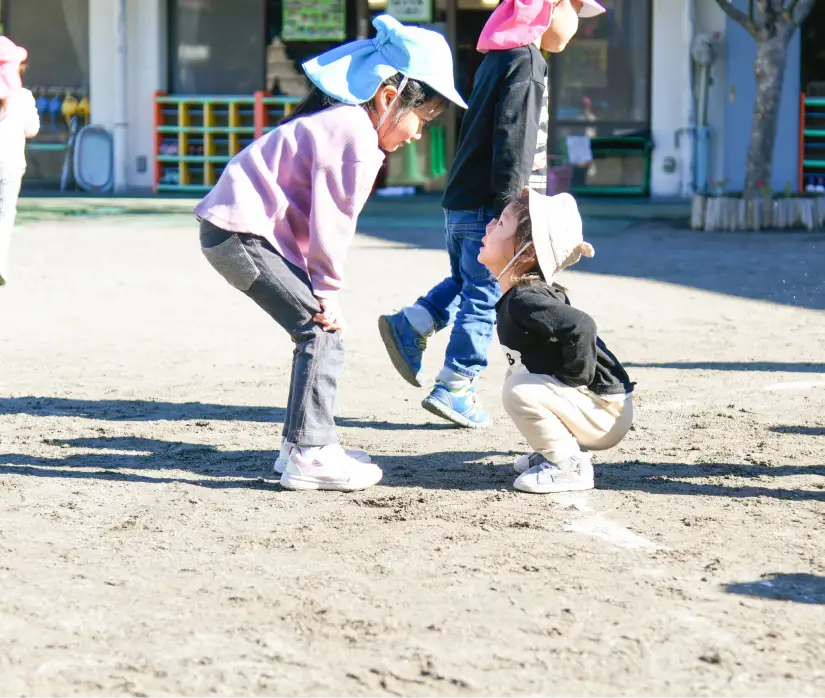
[89, 0, 165, 191]
[723, 1, 801, 191]
[649, 0, 693, 198]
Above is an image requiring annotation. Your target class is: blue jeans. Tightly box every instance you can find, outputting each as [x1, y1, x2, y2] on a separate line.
[417, 207, 500, 381]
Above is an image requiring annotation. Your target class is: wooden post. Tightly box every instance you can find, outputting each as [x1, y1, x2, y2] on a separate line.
[153, 91, 164, 193]
[799, 92, 806, 193]
[445, 0, 457, 171]
[355, 0, 368, 39]
[253, 91, 265, 140]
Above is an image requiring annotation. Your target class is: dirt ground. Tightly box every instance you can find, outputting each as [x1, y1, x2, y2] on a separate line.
[1, 209, 824, 697]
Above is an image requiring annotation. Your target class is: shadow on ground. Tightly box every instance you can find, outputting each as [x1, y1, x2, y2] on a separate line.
[2, 435, 823, 500]
[0, 434, 512, 491]
[723, 573, 825, 604]
[626, 362, 825, 373]
[596, 461, 825, 503]
[769, 425, 825, 436]
[0, 396, 452, 431]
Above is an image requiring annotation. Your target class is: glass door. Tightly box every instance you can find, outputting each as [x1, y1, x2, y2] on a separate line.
[548, 0, 652, 194]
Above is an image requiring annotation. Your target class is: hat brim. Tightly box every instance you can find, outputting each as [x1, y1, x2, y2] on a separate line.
[526, 188, 585, 279]
[579, 0, 606, 18]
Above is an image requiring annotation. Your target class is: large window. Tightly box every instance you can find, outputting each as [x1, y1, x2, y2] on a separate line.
[168, 0, 360, 95]
[3, 0, 89, 89]
[169, 0, 265, 94]
[549, 0, 651, 135]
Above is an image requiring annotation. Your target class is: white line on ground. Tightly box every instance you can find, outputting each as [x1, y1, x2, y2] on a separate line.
[565, 513, 660, 551]
[554, 493, 660, 552]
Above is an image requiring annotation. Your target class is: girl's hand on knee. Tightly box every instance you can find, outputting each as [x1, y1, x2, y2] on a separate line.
[313, 296, 347, 335]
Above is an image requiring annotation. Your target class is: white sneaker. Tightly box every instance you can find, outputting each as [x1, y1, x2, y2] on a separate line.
[513, 453, 594, 494]
[513, 451, 548, 474]
[279, 444, 383, 492]
[273, 440, 371, 475]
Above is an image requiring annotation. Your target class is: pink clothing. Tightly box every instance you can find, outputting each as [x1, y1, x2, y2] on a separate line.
[194, 104, 385, 299]
[0, 37, 27, 99]
[477, 0, 605, 52]
[478, 0, 553, 52]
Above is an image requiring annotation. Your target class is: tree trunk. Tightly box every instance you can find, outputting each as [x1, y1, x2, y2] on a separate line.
[744, 32, 792, 195]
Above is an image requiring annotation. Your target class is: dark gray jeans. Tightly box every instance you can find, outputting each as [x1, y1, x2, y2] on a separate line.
[199, 219, 344, 447]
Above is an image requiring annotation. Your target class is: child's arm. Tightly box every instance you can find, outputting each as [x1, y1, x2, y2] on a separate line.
[556, 311, 598, 388]
[15, 88, 40, 138]
[491, 75, 545, 215]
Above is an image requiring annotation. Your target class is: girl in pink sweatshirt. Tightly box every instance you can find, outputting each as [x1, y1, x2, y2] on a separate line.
[195, 15, 467, 492]
[0, 37, 40, 286]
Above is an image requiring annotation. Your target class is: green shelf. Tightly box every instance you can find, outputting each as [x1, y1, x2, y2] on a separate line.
[157, 95, 256, 104]
[157, 126, 256, 134]
[156, 183, 211, 192]
[157, 155, 232, 163]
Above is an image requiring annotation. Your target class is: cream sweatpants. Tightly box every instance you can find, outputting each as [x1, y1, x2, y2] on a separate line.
[501, 370, 634, 462]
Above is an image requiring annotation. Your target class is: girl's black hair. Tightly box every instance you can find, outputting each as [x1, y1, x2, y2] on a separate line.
[508, 192, 545, 287]
[282, 72, 444, 126]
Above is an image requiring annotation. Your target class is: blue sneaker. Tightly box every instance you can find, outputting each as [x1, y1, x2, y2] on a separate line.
[378, 312, 427, 388]
[421, 383, 491, 429]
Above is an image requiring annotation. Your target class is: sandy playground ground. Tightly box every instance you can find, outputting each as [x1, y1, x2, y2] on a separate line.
[1, 206, 824, 696]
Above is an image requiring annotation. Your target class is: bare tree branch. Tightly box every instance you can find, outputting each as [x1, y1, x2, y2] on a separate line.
[715, 0, 759, 36]
[785, 0, 816, 25]
[750, 0, 765, 30]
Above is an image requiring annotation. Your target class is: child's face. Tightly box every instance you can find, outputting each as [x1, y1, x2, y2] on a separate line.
[374, 86, 444, 152]
[478, 203, 521, 276]
[540, 0, 583, 53]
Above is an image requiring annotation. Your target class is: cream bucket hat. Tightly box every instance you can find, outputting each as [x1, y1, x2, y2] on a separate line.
[524, 187, 594, 278]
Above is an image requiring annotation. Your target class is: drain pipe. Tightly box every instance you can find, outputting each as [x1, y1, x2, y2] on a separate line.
[114, 0, 128, 192]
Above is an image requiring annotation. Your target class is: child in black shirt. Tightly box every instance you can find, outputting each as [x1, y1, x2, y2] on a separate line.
[378, 0, 606, 430]
[478, 187, 634, 493]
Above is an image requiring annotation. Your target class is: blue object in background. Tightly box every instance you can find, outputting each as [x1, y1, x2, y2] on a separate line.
[47, 94, 62, 133]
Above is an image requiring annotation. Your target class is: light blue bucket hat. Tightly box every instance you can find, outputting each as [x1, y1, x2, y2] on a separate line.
[302, 14, 468, 109]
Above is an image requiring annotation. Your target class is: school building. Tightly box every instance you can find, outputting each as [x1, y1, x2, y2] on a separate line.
[1, 0, 822, 197]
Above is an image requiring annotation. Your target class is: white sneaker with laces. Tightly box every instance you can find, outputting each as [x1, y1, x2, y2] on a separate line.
[513, 453, 594, 494]
[513, 451, 548, 474]
[279, 444, 382, 492]
[273, 440, 371, 475]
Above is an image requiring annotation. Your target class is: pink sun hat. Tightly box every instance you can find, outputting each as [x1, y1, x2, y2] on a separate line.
[477, 0, 605, 52]
[0, 36, 27, 99]
[0, 36, 28, 65]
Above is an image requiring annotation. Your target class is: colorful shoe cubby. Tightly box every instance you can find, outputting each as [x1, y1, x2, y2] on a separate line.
[153, 92, 301, 193]
[800, 94, 825, 192]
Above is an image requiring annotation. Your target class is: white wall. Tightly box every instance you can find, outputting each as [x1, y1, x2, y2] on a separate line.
[89, 0, 165, 191]
[649, 0, 693, 197]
